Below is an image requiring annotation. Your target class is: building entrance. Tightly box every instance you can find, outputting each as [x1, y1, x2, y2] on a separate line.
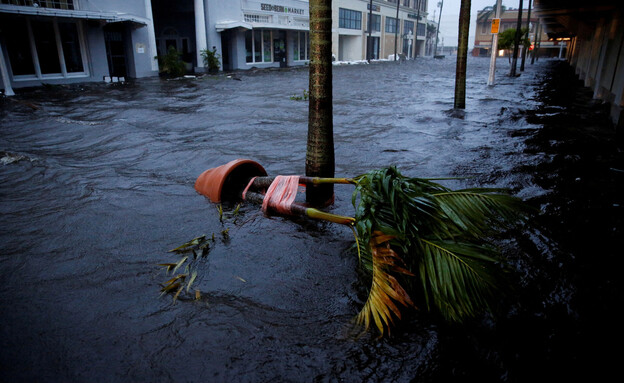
[104, 24, 128, 78]
[273, 31, 286, 67]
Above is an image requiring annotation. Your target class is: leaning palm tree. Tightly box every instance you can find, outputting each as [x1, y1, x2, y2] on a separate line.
[351, 167, 527, 335]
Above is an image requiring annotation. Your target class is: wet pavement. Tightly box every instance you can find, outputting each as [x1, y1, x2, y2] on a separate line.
[1, 57, 623, 382]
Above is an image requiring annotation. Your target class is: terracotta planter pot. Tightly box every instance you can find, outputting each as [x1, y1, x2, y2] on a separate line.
[195, 159, 267, 203]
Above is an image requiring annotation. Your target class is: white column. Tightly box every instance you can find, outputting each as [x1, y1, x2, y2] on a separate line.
[194, 0, 208, 69]
[0, 42, 15, 96]
[145, 0, 159, 72]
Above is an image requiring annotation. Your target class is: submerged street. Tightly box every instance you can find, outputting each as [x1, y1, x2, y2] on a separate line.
[1, 57, 623, 382]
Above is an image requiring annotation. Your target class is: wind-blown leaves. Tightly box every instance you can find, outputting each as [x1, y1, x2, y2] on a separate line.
[352, 166, 528, 332]
[160, 235, 213, 301]
[355, 232, 415, 336]
[417, 239, 500, 322]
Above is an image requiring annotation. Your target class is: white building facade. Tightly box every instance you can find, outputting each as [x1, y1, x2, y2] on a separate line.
[0, 0, 159, 93]
[1, 0, 429, 94]
[333, 0, 428, 62]
[206, 0, 311, 71]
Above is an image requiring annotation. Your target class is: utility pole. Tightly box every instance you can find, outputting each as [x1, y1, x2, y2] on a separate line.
[520, 0, 532, 71]
[531, 18, 540, 64]
[434, 0, 443, 56]
[394, 0, 400, 61]
[367, 0, 373, 62]
[509, 0, 523, 77]
[487, 0, 503, 86]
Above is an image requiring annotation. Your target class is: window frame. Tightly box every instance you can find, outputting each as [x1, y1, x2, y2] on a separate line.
[403, 20, 414, 35]
[366, 14, 381, 33]
[385, 17, 398, 34]
[6, 17, 89, 81]
[339, 8, 362, 30]
[245, 29, 274, 64]
[293, 31, 310, 61]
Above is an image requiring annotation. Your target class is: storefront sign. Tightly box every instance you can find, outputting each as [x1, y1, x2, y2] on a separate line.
[367, 4, 380, 12]
[261, 3, 304, 15]
[407, 13, 421, 20]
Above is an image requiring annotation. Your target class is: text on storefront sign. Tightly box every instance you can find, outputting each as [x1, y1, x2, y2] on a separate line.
[261, 3, 305, 14]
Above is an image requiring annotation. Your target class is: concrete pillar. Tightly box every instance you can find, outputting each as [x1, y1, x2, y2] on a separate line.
[145, 0, 159, 72]
[0, 41, 15, 96]
[194, 0, 208, 70]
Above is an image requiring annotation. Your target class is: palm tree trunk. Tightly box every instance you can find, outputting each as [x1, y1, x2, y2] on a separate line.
[520, 0, 532, 71]
[509, 0, 523, 76]
[306, 0, 335, 206]
[454, 0, 471, 109]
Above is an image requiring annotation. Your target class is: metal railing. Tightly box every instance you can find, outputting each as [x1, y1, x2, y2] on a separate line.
[0, 0, 75, 10]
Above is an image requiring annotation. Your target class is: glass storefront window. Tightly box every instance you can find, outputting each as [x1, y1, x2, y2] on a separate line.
[59, 22, 84, 73]
[4, 17, 35, 76]
[294, 31, 309, 61]
[254, 30, 262, 62]
[244, 30, 274, 64]
[32, 20, 62, 74]
[263, 30, 272, 62]
[2, 16, 86, 79]
[245, 31, 253, 63]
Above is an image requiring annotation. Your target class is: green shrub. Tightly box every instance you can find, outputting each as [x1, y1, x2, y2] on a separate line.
[200, 48, 221, 73]
[156, 46, 186, 77]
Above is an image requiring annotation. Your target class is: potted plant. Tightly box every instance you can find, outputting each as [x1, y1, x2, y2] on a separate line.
[201, 48, 221, 74]
[155, 46, 186, 78]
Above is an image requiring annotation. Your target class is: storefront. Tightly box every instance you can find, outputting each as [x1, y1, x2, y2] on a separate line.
[207, 0, 310, 71]
[0, 0, 158, 92]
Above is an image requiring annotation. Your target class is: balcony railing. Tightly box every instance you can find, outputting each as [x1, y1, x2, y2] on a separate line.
[244, 14, 271, 24]
[0, 0, 75, 10]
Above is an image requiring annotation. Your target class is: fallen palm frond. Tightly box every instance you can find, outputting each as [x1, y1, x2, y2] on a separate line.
[352, 166, 529, 332]
[355, 232, 415, 336]
[159, 204, 242, 301]
[160, 235, 212, 301]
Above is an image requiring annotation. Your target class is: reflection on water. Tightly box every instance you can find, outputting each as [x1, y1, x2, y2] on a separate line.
[1, 58, 622, 382]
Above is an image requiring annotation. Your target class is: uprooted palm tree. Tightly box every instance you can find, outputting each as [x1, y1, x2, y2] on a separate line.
[351, 166, 528, 335]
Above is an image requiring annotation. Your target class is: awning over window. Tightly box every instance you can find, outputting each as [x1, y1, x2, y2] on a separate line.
[0, 4, 148, 25]
[215, 20, 252, 32]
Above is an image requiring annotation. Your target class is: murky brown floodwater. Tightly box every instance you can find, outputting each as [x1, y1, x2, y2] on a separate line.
[1, 57, 622, 382]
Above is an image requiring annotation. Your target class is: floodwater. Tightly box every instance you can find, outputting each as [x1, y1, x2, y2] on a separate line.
[1, 57, 622, 382]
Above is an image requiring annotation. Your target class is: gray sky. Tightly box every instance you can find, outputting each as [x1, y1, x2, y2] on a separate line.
[428, 0, 519, 48]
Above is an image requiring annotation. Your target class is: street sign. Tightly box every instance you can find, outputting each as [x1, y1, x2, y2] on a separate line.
[491, 18, 500, 34]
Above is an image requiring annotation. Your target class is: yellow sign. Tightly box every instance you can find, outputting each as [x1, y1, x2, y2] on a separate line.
[491, 18, 500, 34]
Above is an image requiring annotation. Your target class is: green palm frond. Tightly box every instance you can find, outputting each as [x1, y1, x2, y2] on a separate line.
[417, 239, 501, 322]
[433, 189, 528, 237]
[351, 166, 529, 332]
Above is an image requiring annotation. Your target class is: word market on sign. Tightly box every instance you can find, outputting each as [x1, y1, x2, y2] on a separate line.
[260, 3, 305, 15]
